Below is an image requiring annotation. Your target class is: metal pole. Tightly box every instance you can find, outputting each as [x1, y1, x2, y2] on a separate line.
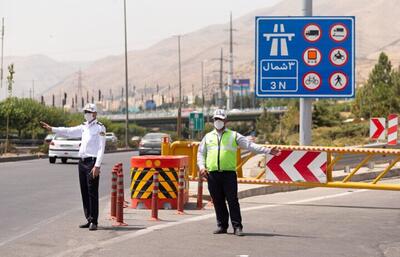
[177, 35, 182, 139]
[219, 48, 224, 108]
[1, 18, 4, 91]
[227, 12, 234, 110]
[300, 0, 313, 146]
[123, 0, 129, 148]
[201, 60, 205, 114]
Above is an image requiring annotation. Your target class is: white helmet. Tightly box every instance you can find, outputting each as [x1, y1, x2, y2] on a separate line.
[212, 109, 227, 120]
[83, 103, 97, 113]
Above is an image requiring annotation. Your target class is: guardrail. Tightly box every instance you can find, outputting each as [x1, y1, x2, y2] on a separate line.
[162, 140, 400, 191]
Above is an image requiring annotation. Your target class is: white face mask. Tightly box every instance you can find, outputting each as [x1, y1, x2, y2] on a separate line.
[84, 113, 94, 122]
[214, 120, 225, 130]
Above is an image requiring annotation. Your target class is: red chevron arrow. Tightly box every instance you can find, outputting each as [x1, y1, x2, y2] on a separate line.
[266, 150, 292, 181]
[293, 151, 320, 182]
[371, 118, 385, 139]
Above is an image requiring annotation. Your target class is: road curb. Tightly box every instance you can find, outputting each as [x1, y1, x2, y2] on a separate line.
[0, 154, 48, 163]
[0, 148, 137, 163]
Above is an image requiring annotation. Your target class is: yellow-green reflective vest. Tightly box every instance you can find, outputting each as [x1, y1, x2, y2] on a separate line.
[205, 129, 238, 172]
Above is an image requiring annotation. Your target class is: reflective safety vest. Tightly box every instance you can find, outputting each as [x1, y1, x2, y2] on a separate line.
[205, 129, 238, 172]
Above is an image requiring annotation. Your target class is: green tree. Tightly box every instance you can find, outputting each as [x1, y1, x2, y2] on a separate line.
[353, 52, 400, 118]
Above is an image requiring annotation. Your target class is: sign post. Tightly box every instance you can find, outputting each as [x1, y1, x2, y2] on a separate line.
[255, 3, 355, 145]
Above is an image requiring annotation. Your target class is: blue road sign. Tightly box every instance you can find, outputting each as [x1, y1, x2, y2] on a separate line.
[232, 79, 250, 91]
[255, 16, 355, 98]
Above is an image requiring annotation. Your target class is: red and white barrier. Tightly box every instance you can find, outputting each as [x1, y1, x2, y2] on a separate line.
[110, 166, 118, 219]
[266, 150, 327, 183]
[388, 114, 398, 145]
[196, 173, 204, 210]
[370, 117, 386, 140]
[151, 171, 159, 221]
[113, 163, 127, 226]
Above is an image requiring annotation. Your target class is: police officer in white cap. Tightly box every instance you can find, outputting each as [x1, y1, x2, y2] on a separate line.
[40, 103, 106, 231]
[197, 109, 280, 236]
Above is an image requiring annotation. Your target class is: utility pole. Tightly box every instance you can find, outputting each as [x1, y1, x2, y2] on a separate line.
[176, 35, 183, 139]
[123, 0, 130, 148]
[227, 12, 234, 110]
[32, 80, 35, 100]
[0, 18, 4, 91]
[219, 48, 224, 108]
[201, 60, 206, 114]
[77, 70, 82, 109]
[300, 0, 313, 145]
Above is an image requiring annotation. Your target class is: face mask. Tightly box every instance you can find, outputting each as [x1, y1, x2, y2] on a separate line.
[84, 113, 94, 122]
[214, 120, 225, 130]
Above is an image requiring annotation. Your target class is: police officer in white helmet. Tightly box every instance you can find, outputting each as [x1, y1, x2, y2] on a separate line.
[40, 103, 106, 231]
[197, 109, 280, 236]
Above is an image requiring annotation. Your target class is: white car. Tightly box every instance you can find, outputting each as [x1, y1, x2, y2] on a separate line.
[48, 136, 81, 164]
[105, 132, 118, 143]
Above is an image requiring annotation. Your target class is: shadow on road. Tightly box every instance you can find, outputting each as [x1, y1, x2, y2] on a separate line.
[243, 232, 313, 238]
[98, 225, 145, 231]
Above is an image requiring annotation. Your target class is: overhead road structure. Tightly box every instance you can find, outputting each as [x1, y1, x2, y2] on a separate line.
[102, 107, 286, 128]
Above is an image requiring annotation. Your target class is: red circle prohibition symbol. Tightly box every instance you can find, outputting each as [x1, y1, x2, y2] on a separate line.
[303, 72, 322, 91]
[329, 72, 348, 91]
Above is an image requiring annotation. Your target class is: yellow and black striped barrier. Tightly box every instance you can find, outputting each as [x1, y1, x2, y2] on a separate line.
[130, 156, 189, 209]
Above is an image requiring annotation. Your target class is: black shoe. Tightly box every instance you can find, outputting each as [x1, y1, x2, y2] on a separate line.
[213, 228, 227, 234]
[233, 228, 244, 236]
[79, 222, 90, 228]
[89, 223, 97, 231]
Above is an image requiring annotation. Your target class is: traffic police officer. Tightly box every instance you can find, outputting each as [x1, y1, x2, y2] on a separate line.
[197, 109, 280, 236]
[40, 103, 106, 231]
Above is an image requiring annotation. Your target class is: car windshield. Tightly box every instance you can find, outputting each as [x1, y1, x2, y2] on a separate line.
[143, 133, 167, 141]
[105, 133, 113, 136]
[54, 136, 81, 141]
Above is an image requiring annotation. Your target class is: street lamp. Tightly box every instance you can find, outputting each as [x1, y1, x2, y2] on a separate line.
[175, 35, 182, 139]
[123, 0, 129, 148]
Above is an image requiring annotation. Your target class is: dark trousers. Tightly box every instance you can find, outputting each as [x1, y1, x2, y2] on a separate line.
[207, 172, 242, 230]
[78, 159, 100, 225]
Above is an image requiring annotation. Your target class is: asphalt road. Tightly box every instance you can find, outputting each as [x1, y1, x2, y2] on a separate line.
[1, 153, 400, 257]
[0, 151, 138, 247]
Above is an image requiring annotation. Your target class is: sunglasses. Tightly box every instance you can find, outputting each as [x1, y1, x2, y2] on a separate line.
[84, 110, 94, 114]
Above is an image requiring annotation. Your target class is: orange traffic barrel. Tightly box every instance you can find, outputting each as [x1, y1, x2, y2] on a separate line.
[130, 155, 189, 209]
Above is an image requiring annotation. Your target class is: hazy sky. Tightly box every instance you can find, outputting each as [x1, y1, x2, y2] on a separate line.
[1, 0, 281, 62]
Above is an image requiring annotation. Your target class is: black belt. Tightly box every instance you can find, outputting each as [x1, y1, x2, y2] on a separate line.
[81, 157, 97, 162]
[209, 170, 236, 173]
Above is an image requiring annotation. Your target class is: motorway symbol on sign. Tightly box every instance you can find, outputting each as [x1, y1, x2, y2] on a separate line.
[329, 72, 348, 90]
[370, 118, 386, 140]
[263, 24, 295, 56]
[330, 23, 348, 42]
[388, 114, 398, 145]
[265, 150, 327, 183]
[256, 16, 355, 98]
[303, 72, 321, 91]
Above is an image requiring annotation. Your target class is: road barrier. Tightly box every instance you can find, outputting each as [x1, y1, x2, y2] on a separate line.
[110, 164, 120, 219]
[151, 170, 159, 220]
[113, 163, 127, 226]
[177, 168, 185, 214]
[163, 140, 400, 191]
[130, 156, 189, 210]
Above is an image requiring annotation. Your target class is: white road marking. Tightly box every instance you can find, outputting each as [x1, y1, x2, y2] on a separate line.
[53, 189, 368, 257]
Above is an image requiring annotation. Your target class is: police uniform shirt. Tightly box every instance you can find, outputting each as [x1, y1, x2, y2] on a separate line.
[52, 119, 106, 167]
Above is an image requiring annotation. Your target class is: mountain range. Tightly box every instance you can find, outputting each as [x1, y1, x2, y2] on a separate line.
[3, 0, 400, 106]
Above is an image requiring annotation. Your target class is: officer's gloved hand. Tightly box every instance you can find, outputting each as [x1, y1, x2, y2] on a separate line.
[200, 168, 209, 179]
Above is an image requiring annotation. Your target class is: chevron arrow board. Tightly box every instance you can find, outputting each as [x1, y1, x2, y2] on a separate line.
[266, 150, 327, 183]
